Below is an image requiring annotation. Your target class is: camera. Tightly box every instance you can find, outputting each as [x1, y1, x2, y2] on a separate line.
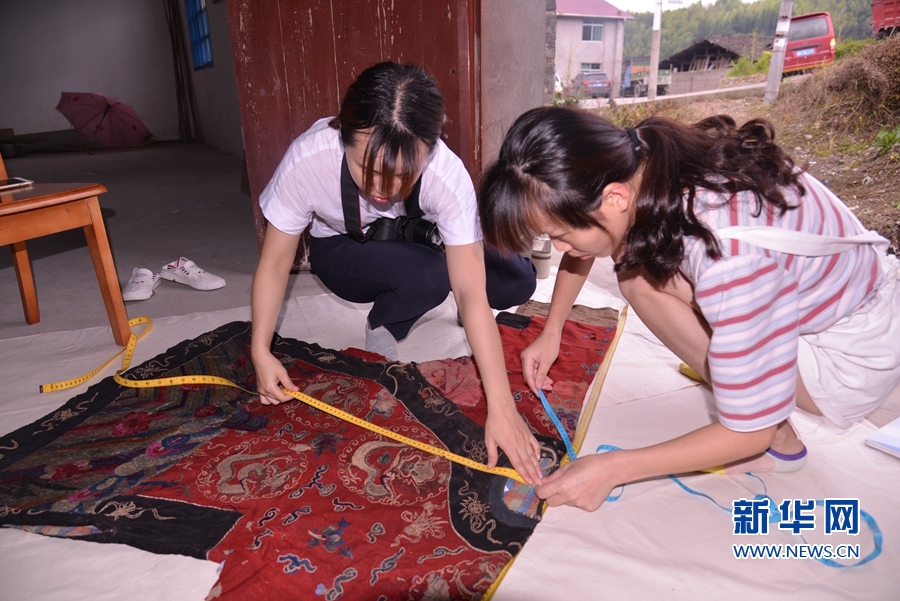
[368, 216, 444, 254]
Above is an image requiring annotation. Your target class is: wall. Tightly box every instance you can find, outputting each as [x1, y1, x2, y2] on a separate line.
[545, 0, 558, 104]
[554, 16, 621, 91]
[608, 19, 625, 97]
[480, 1, 548, 167]
[227, 0, 481, 257]
[181, 0, 244, 157]
[669, 68, 731, 95]
[0, 0, 179, 140]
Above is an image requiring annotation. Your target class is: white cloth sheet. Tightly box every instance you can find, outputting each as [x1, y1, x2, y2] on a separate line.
[1, 274, 898, 600]
[494, 301, 900, 600]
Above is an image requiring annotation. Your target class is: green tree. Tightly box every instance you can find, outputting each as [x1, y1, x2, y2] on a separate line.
[623, 0, 873, 61]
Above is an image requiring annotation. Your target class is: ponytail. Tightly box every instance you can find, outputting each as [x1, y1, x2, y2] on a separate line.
[479, 106, 803, 284]
[619, 115, 802, 280]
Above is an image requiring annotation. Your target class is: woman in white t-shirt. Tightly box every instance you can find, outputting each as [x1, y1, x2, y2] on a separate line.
[251, 62, 542, 484]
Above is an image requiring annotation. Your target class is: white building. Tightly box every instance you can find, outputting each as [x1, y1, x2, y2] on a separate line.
[555, 0, 632, 97]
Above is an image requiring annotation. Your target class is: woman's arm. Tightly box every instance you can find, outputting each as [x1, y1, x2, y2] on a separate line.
[251, 223, 303, 405]
[445, 242, 544, 485]
[535, 422, 777, 511]
[533, 253, 783, 510]
[520, 252, 594, 393]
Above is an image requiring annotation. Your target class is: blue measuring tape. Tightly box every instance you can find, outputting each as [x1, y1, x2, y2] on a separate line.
[538, 390, 577, 461]
[595, 444, 883, 568]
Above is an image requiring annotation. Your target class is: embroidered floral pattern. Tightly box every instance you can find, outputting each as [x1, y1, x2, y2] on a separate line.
[0, 313, 619, 601]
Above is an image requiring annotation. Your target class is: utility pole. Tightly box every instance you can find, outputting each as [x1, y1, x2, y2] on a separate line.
[764, 0, 794, 104]
[648, 0, 662, 100]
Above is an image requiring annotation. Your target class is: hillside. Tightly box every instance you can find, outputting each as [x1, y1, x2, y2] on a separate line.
[600, 36, 900, 253]
[625, 0, 875, 60]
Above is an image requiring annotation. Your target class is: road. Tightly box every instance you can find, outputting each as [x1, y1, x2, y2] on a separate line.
[575, 77, 807, 109]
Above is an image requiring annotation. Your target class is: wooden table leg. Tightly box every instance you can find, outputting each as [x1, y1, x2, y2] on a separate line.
[10, 241, 40, 324]
[83, 197, 131, 346]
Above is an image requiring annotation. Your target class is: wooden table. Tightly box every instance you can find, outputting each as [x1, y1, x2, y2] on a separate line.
[0, 183, 130, 345]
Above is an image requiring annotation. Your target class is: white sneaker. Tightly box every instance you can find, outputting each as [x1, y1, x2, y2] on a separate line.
[160, 257, 226, 291]
[122, 268, 161, 301]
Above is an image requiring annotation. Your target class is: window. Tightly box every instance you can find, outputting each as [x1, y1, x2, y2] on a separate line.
[185, 0, 213, 69]
[788, 15, 830, 42]
[582, 18, 603, 42]
[580, 63, 602, 72]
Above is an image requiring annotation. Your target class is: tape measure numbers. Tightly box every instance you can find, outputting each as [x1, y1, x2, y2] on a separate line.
[42, 309, 630, 487]
[537, 389, 576, 460]
[113, 371, 525, 483]
[42, 317, 524, 481]
[39, 316, 153, 393]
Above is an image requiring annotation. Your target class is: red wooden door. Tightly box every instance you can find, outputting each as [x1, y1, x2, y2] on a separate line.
[226, 0, 480, 262]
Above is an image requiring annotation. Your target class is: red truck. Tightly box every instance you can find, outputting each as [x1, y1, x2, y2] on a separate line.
[782, 12, 836, 75]
[873, 0, 900, 37]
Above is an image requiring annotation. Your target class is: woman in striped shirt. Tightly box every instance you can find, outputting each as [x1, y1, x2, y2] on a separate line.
[478, 106, 900, 511]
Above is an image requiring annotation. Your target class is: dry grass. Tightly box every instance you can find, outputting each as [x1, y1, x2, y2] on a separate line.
[598, 37, 900, 253]
[779, 37, 900, 136]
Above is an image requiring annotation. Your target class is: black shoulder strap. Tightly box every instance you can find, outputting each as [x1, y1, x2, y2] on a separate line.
[340, 154, 366, 242]
[404, 176, 424, 217]
[340, 153, 424, 241]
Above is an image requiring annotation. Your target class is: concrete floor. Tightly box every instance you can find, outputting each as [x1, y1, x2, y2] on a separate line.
[0, 80, 796, 343]
[0, 142, 331, 340]
[3, 83, 781, 342]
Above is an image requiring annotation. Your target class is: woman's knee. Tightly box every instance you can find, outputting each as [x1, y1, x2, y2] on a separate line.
[402, 262, 451, 305]
[485, 251, 537, 309]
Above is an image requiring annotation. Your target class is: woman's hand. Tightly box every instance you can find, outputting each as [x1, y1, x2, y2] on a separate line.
[252, 349, 299, 405]
[444, 242, 543, 484]
[485, 396, 544, 485]
[534, 423, 781, 512]
[520, 330, 561, 394]
[534, 453, 620, 511]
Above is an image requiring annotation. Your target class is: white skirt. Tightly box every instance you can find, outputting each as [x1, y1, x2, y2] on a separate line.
[797, 253, 900, 429]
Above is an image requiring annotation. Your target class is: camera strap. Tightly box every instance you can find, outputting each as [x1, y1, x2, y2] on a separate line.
[340, 154, 423, 242]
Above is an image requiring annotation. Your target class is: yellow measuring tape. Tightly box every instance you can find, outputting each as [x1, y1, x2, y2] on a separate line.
[39, 316, 524, 483]
[41, 308, 630, 600]
[112, 372, 525, 483]
[39, 316, 154, 393]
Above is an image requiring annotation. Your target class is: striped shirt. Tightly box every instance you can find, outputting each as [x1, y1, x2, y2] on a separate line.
[680, 173, 882, 431]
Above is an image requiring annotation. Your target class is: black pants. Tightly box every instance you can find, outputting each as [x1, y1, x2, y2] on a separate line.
[309, 235, 536, 340]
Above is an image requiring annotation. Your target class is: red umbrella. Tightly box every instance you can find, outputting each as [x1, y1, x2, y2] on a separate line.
[56, 92, 151, 148]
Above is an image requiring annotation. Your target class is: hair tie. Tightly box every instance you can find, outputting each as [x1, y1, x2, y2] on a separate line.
[624, 127, 642, 152]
